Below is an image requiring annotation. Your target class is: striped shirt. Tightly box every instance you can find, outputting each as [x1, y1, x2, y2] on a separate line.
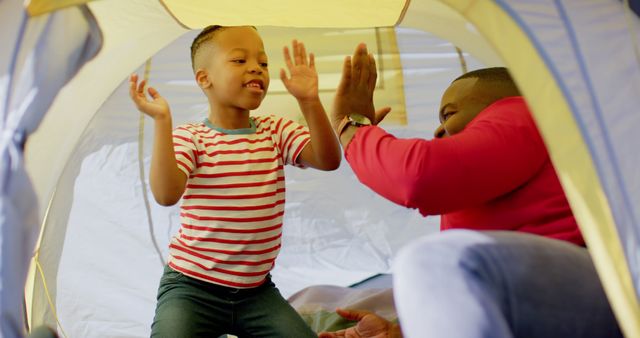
[168, 115, 310, 288]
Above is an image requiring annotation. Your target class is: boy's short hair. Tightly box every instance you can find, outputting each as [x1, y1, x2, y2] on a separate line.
[190, 25, 226, 71]
[454, 67, 521, 95]
[189, 25, 259, 72]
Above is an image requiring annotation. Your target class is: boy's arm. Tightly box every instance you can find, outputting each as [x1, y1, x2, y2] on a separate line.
[280, 40, 341, 171]
[129, 74, 187, 206]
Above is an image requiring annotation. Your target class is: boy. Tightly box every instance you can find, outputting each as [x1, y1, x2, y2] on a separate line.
[129, 25, 340, 337]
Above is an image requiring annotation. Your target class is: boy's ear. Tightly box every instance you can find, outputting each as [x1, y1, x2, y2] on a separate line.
[195, 69, 212, 89]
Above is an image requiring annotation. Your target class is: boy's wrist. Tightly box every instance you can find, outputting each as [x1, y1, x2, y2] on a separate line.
[153, 114, 173, 127]
[297, 96, 324, 118]
[296, 95, 321, 106]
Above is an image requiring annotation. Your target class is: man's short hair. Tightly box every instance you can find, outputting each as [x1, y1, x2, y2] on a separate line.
[190, 25, 226, 71]
[454, 67, 521, 95]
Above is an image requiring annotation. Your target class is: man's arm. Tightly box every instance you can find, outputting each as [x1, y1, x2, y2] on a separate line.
[342, 100, 548, 215]
[280, 40, 341, 170]
[331, 45, 548, 215]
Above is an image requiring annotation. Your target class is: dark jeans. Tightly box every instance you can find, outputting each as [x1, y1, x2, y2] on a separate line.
[150, 266, 315, 338]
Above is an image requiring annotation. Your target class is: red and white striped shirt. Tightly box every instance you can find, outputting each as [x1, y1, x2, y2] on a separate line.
[168, 115, 310, 288]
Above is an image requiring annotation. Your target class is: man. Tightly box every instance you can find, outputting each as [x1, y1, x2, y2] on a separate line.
[320, 44, 621, 338]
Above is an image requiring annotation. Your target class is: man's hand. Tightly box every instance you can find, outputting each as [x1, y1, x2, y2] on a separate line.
[318, 308, 401, 338]
[281, 40, 319, 103]
[129, 74, 171, 120]
[331, 43, 378, 131]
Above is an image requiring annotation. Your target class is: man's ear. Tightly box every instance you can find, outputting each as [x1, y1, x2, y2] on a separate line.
[195, 69, 212, 89]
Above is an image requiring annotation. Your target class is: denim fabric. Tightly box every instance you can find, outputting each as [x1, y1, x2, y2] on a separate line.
[150, 266, 315, 338]
[393, 230, 622, 338]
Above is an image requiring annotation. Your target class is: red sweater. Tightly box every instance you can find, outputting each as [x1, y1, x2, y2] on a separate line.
[345, 97, 584, 246]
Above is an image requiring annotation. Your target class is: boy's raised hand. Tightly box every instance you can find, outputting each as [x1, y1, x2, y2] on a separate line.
[280, 40, 319, 102]
[129, 74, 171, 120]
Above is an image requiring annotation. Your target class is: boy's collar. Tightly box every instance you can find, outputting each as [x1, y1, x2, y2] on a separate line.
[204, 117, 256, 135]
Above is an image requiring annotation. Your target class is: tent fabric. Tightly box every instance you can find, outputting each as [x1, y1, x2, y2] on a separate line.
[25, 0, 94, 17]
[0, 0, 634, 337]
[160, 0, 410, 28]
[442, 1, 640, 336]
[0, 1, 101, 336]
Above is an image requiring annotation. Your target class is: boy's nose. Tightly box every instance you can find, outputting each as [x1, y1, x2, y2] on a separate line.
[248, 61, 264, 74]
[434, 124, 447, 138]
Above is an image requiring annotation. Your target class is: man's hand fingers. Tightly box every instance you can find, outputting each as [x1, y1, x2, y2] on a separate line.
[336, 56, 352, 95]
[319, 330, 346, 338]
[368, 53, 377, 92]
[351, 43, 367, 86]
[357, 47, 371, 85]
[374, 106, 392, 125]
[335, 307, 372, 321]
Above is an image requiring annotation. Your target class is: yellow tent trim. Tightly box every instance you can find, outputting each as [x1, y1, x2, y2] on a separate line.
[25, 0, 93, 16]
[442, 0, 640, 337]
[160, 0, 408, 28]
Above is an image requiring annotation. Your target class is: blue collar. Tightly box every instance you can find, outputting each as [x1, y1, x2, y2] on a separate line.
[204, 118, 256, 135]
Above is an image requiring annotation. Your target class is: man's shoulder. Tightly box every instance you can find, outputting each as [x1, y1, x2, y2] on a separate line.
[476, 96, 533, 125]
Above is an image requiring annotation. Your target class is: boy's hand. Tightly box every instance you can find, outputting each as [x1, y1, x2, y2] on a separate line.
[129, 74, 171, 120]
[280, 40, 319, 102]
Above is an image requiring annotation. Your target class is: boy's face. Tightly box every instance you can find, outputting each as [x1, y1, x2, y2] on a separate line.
[197, 26, 270, 111]
[434, 77, 489, 138]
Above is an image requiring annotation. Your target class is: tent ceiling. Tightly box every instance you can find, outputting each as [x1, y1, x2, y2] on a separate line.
[26, 0, 93, 16]
[160, 0, 409, 28]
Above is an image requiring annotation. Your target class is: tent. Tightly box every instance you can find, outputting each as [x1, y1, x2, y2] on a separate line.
[1, 0, 638, 337]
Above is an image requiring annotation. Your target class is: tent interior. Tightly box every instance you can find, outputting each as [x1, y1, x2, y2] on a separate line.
[1, 0, 639, 337]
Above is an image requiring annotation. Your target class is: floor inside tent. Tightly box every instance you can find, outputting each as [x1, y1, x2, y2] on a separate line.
[32, 27, 485, 337]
